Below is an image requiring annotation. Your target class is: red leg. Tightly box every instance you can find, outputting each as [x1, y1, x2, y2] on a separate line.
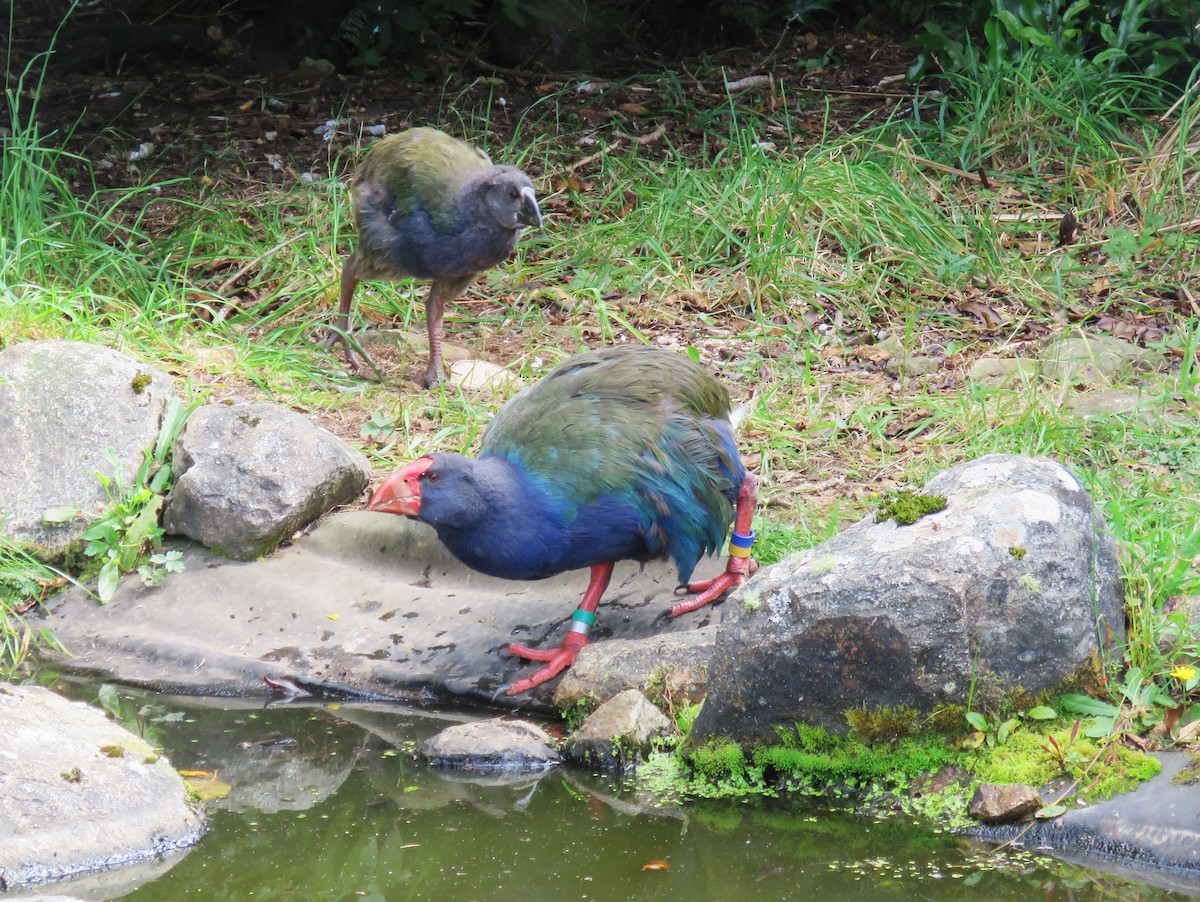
[670, 475, 758, 617]
[507, 562, 613, 695]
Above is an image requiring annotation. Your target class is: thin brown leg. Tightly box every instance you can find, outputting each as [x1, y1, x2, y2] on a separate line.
[326, 262, 380, 378]
[416, 275, 473, 388]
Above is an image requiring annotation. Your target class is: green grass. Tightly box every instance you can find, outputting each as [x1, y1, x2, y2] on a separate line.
[2, 31, 1199, 711]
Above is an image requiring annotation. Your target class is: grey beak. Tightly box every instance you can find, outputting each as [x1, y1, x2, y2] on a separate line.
[518, 185, 543, 229]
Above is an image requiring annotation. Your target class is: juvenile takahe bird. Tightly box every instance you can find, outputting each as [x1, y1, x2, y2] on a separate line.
[367, 346, 758, 694]
[331, 127, 542, 387]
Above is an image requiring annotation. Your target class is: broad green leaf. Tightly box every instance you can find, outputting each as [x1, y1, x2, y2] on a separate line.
[1026, 705, 1057, 720]
[1059, 693, 1119, 717]
[965, 711, 990, 731]
[40, 505, 78, 524]
[97, 560, 120, 602]
[1035, 804, 1067, 819]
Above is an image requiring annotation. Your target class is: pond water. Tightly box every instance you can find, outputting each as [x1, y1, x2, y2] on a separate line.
[52, 684, 1194, 901]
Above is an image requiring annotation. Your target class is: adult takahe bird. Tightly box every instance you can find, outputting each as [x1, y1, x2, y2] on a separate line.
[367, 346, 758, 694]
[331, 127, 543, 387]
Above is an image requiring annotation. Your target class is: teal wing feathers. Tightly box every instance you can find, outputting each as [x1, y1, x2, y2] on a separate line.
[481, 346, 741, 577]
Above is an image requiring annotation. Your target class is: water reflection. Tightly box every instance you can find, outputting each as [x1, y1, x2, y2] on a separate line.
[38, 685, 1192, 902]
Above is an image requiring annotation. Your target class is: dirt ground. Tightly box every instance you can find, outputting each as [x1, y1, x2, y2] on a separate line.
[10, 4, 916, 193]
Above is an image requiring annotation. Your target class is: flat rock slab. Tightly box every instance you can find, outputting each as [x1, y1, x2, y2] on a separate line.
[0, 684, 205, 893]
[971, 752, 1200, 892]
[40, 511, 724, 709]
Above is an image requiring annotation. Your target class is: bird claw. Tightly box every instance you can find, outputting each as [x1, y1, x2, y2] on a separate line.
[506, 633, 588, 694]
[670, 557, 758, 618]
[414, 366, 442, 389]
[324, 328, 383, 381]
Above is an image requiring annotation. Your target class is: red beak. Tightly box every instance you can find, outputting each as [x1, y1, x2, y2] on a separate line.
[367, 457, 434, 517]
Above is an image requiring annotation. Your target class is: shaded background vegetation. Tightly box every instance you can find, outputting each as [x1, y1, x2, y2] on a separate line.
[21, 0, 1200, 83]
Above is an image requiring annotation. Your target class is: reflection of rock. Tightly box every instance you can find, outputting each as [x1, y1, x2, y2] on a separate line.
[135, 695, 364, 814]
[560, 769, 685, 822]
[357, 750, 552, 818]
[215, 737, 359, 814]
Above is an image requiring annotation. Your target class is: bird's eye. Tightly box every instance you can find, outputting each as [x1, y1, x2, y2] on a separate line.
[427, 473, 439, 483]
[509, 189, 519, 200]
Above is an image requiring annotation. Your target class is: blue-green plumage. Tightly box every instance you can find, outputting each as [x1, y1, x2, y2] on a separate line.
[393, 346, 744, 584]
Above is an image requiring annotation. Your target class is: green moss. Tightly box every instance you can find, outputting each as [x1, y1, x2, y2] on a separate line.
[689, 738, 747, 780]
[742, 588, 763, 612]
[756, 724, 963, 790]
[974, 728, 1161, 800]
[560, 697, 596, 733]
[1172, 756, 1200, 785]
[675, 702, 702, 734]
[1018, 573, 1042, 594]
[845, 705, 921, 744]
[810, 555, 836, 576]
[874, 490, 947, 526]
[130, 372, 152, 393]
[1008, 546, 1028, 560]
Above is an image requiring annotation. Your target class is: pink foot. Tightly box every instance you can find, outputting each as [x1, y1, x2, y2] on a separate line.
[669, 557, 758, 617]
[506, 631, 588, 695]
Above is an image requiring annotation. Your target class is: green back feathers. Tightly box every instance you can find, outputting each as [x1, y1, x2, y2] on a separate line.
[357, 128, 492, 230]
[482, 346, 737, 520]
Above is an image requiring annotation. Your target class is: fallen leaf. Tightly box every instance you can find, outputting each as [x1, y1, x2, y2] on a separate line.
[186, 775, 233, 801]
[1057, 210, 1081, 247]
[957, 299, 1005, 327]
[1176, 719, 1200, 743]
[854, 345, 891, 363]
[641, 860, 671, 871]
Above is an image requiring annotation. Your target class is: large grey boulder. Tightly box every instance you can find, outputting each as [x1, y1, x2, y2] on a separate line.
[692, 455, 1124, 743]
[0, 341, 173, 558]
[163, 400, 371, 560]
[0, 684, 205, 892]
